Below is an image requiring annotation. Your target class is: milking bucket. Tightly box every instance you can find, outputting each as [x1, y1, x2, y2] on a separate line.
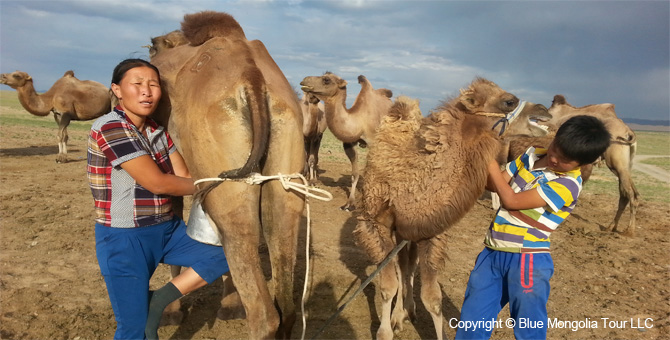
[186, 201, 222, 246]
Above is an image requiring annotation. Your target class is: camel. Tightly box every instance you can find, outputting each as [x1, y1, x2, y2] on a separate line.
[502, 95, 639, 236]
[300, 91, 327, 184]
[353, 78, 552, 340]
[300, 72, 393, 210]
[148, 11, 305, 339]
[0, 70, 111, 163]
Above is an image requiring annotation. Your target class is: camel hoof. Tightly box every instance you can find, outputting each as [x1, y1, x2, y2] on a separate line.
[216, 306, 246, 320]
[620, 229, 635, 237]
[340, 204, 355, 211]
[55, 156, 68, 163]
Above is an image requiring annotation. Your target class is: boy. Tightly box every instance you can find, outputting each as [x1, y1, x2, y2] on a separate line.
[456, 115, 611, 339]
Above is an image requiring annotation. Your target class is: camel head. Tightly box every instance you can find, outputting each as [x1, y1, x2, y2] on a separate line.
[454, 78, 552, 138]
[0, 71, 32, 89]
[146, 30, 189, 58]
[299, 72, 348, 101]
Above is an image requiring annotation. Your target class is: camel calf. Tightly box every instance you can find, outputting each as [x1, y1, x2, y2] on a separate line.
[354, 78, 552, 340]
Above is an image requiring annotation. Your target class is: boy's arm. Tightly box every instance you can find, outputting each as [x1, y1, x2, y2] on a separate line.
[486, 159, 547, 210]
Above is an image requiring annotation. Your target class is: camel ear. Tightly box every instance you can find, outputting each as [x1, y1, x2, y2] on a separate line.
[338, 78, 348, 89]
[458, 93, 479, 112]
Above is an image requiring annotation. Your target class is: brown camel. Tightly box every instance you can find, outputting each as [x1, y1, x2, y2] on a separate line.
[301, 91, 327, 184]
[300, 72, 393, 210]
[353, 78, 552, 340]
[0, 70, 111, 163]
[503, 95, 639, 236]
[149, 11, 305, 339]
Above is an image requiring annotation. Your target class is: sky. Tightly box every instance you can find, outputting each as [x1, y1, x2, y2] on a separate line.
[1, 0, 668, 122]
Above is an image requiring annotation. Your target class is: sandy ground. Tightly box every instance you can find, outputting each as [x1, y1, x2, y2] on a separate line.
[1, 115, 669, 340]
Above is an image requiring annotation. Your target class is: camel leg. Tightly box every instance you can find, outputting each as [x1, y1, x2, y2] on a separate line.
[377, 256, 401, 340]
[217, 274, 246, 320]
[259, 112, 305, 339]
[604, 144, 639, 236]
[260, 178, 303, 339]
[54, 112, 70, 163]
[390, 241, 418, 330]
[417, 242, 445, 340]
[342, 142, 359, 211]
[206, 184, 279, 340]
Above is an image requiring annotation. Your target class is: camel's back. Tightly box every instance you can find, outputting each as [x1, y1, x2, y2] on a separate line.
[49, 74, 110, 118]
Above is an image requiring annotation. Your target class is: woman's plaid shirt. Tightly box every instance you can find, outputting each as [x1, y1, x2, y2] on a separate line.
[87, 107, 176, 228]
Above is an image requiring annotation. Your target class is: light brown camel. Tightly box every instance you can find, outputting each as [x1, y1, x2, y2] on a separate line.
[503, 95, 639, 236]
[0, 70, 111, 163]
[353, 78, 552, 340]
[301, 91, 327, 184]
[300, 72, 393, 210]
[149, 11, 305, 339]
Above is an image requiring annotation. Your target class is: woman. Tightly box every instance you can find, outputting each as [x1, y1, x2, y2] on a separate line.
[87, 58, 229, 340]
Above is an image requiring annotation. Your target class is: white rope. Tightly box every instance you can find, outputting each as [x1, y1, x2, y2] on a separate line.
[194, 172, 333, 339]
[194, 172, 333, 202]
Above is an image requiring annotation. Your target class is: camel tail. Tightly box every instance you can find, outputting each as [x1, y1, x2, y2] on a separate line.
[194, 69, 271, 203]
[181, 11, 246, 46]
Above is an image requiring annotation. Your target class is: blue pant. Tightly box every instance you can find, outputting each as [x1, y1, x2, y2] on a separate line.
[95, 216, 229, 340]
[456, 247, 554, 340]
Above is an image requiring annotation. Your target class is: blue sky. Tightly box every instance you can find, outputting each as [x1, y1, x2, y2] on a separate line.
[1, 0, 668, 121]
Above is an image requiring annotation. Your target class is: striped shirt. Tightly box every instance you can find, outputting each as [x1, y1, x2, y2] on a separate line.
[484, 146, 582, 253]
[87, 106, 176, 228]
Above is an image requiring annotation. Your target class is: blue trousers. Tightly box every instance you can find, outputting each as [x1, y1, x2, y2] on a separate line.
[95, 216, 229, 340]
[456, 247, 554, 340]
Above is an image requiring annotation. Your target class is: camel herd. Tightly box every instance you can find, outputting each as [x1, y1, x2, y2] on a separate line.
[1, 10, 643, 340]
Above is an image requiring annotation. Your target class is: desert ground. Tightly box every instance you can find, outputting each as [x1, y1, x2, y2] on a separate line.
[1, 102, 669, 340]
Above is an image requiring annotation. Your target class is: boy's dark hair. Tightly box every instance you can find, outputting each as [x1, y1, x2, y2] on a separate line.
[553, 115, 611, 165]
[111, 58, 160, 85]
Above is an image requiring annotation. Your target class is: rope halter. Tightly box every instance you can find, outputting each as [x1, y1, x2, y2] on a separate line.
[491, 100, 527, 136]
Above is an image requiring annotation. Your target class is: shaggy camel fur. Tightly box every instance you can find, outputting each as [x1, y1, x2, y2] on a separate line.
[301, 91, 327, 184]
[0, 70, 111, 163]
[354, 78, 552, 340]
[149, 11, 305, 339]
[502, 95, 639, 236]
[300, 72, 393, 210]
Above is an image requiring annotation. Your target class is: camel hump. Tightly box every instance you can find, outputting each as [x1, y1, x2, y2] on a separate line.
[357, 75, 368, 84]
[387, 96, 421, 122]
[377, 88, 393, 98]
[63, 70, 75, 78]
[552, 94, 567, 106]
[181, 11, 246, 46]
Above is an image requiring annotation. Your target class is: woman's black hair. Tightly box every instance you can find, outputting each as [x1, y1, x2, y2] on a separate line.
[553, 115, 611, 165]
[111, 58, 161, 85]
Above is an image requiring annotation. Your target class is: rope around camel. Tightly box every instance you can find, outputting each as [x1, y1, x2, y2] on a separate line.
[194, 173, 332, 340]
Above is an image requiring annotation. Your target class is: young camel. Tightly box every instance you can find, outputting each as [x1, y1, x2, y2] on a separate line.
[300, 91, 327, 184]
[300, 72, 393, 210]
[354, 78, 552, 340]
[502, 95, 639, 236]
[0, 70, 111, 163]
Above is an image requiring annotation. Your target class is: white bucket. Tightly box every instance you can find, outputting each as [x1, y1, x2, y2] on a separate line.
[186, 201, 222, 246]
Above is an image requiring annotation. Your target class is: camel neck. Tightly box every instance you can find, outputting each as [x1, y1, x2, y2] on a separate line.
[17, 82, 52, 116]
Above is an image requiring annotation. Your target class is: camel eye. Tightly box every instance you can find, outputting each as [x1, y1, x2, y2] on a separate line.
[323, 78, 331, 85]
